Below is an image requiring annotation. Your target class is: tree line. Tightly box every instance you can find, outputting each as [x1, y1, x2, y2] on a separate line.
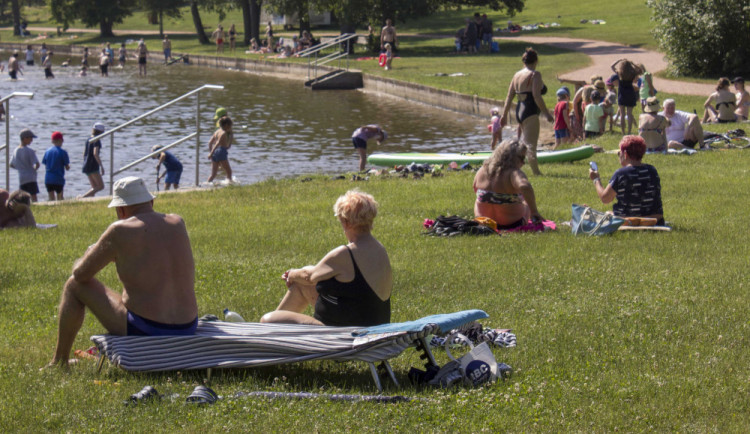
[43, 0, 524, 46]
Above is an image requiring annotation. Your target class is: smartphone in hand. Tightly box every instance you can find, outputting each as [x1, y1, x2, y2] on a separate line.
[589, 161, 598, 171]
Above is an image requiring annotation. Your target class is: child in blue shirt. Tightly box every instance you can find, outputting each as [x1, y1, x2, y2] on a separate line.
[42, 131, 70, 201]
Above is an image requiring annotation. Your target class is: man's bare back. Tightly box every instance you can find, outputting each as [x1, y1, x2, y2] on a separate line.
[77, 210, 197, 324]
[47, 177, 197, 368]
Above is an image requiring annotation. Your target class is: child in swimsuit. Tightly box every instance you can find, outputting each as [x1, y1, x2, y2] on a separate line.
[488, 107, 502, 150]
[207, 116, 233, 183]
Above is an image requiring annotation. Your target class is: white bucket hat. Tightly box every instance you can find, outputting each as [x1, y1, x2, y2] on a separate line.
[108, 176, 155, 208]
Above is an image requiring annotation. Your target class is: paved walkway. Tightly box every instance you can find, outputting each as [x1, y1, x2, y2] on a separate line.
[502, 35, 714, 96]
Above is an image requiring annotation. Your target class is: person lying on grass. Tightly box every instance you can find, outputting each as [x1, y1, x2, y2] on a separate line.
[261, 190, 392, 327]
[0, 189, 36, 229]
[589, 135, 664, 225]
[45, 177, 198, 369]
[473, 138, 544, 230]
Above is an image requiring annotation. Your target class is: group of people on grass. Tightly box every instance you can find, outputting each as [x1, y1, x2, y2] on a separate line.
[455, 13, 494, 54]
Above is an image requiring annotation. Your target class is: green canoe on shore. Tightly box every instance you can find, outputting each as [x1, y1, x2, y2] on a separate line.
[367, 145, 596, 166]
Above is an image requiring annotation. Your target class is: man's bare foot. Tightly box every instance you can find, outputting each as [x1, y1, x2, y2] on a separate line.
[40, 358, 79, 371]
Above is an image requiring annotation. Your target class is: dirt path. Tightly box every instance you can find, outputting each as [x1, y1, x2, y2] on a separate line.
[503, 35, 714, 97]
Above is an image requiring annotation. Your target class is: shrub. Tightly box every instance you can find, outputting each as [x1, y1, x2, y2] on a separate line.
[648, 0, 750, 77]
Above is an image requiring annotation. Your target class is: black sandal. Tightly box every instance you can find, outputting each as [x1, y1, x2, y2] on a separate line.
[186, 385, 218, 405]
[126, 385, 160, 406]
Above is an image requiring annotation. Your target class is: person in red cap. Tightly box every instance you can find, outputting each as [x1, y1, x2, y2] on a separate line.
[42, 131, 70, 201]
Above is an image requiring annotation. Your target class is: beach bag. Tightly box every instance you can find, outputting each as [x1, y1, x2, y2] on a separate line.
[428, 334, 498, 387]
[571, 204, 625, 236]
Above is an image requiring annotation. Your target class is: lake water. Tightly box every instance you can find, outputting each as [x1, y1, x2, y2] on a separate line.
[1, 56, 487, 197]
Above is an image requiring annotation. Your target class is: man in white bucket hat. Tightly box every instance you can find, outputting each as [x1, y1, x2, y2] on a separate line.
[46, 176, 198, 369]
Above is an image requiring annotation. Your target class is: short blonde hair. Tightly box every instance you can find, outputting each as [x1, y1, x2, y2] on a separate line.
[334, 189, 378, 232]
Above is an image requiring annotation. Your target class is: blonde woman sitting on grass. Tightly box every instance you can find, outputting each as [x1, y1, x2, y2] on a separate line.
[473, 138, 543, 230]
[261, 190, 392, 327]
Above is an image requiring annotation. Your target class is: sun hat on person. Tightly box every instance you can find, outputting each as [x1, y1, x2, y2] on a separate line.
[644, 96, 660, 113]
[93, 122, 106, 132]
[20, 128, 37, 140]
[108, 176, 156, 208]
[51, 131, 63, 141]
[731, 76, 744, 84]
[213, 107, 227, 121]
[556, 87, 569, 97]
[490, 107, 500, 116]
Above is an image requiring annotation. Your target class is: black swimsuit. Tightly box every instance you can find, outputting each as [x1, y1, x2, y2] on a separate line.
[314, 247, 390, 327]
[515, 73, 547, 123]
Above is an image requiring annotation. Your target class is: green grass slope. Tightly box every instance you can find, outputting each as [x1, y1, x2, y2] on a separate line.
[2, 131, 749, 430]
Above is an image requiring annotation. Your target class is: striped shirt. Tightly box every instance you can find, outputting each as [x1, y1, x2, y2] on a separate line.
[609, 164, 663, 217]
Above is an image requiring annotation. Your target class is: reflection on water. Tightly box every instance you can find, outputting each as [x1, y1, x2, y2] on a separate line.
[1, 57, 486, 197]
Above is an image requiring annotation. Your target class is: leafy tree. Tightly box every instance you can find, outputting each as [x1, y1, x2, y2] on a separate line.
[264, 0, 313, 35]
[189, 0, 231, 45]
[649, 0, 750, 77]
[48, 0, 136, 37]
[11, 0, 20, 36]
[190, 0, 210, 44]
[139, 0, 182, 37]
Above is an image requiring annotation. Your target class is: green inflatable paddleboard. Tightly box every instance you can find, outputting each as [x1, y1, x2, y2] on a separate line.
[367, 145, 596, 166]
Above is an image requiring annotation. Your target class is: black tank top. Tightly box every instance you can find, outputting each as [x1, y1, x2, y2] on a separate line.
[314, 247, 391, 327]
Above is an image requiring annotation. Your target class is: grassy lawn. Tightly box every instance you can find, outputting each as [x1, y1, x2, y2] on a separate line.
[2, 126, 750, 430]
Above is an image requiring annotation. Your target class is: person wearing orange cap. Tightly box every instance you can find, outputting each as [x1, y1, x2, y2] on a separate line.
[42, 131, 70, 201]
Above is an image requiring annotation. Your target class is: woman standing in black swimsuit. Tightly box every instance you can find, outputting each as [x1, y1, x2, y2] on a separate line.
[261, 190, 392, 327]
[228, 24, 236, 53]
[500, 47, 553, 176]
[611, 58, 643, 135]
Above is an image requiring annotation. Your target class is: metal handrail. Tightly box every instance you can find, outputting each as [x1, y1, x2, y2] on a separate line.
[317, 52, 349, 67]
[90, 84, 223, 143]
[86, 84, 224, 195]
[297, 33, 359, 58]
[3, 92, 35, 189]
[114, 132, 196, 175]
[298, 34, 360, 82]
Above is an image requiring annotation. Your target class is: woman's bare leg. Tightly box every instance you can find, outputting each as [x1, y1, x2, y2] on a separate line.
[521, 115, 541, 175]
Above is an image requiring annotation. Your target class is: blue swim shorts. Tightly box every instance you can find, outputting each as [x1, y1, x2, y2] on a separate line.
[127, 310, 198, 336]
[211, 146, 228, 162]
[352, 137, 367, 149]
[554, 129, 569, 139]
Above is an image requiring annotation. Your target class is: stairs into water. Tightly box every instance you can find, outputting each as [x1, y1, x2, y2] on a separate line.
[304, 69, 363, 90]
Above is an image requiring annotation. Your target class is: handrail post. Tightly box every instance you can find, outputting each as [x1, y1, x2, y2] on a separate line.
[109, 134, 114, 195]
[4, 99, 9, 190]
[1, 92, 35, 190]
[195, 92, 201, 186]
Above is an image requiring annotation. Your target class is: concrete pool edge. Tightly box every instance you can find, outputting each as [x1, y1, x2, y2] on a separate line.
[0, 42, 506, 120]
